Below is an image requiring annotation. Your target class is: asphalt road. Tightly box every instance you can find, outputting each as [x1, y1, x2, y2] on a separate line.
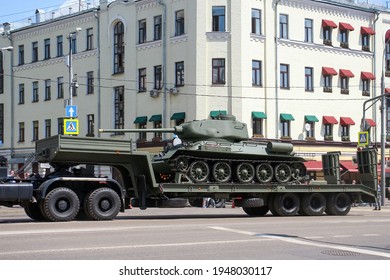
[0, 205, 389, 260]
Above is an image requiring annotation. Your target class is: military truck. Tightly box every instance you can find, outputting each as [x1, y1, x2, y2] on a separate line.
[0, 116, 379, 222]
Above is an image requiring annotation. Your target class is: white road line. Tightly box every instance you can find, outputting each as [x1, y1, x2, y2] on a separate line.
[210, 226, 390, 259]
[333, 235, 353, 238]
[363, 233, 381, 237]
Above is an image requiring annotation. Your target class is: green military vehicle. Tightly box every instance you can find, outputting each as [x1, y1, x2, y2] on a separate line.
[0, 115, 379, 221]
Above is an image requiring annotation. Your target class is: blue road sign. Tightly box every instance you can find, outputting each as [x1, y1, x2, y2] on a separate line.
[64, 119, 79, 135]
[66, 105, 77, 118]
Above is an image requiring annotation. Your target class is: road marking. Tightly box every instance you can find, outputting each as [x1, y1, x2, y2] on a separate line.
[363, 233, 380, 237]
[333, 235, 352, 238]
[210, 226, 390, 259]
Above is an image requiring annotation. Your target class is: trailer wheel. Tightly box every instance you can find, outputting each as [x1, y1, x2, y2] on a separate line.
[243, 206, 269, 216]
[41, 187, 80, 222]
[326, 193, 351, 216]
[273, 193, 300, 216]
[24, 202, 46, 221]
[85, 188, 121, 221]
[234, 198, 263, 208]
[301, 193, 326, 216]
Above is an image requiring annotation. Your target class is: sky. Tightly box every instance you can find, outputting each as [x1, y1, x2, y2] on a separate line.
[0, 0, 389, 24]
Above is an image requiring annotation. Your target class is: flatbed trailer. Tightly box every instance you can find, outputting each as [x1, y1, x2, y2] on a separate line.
[0, 135, 379, 221]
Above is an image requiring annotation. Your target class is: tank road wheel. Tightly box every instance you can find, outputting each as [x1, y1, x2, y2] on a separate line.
[273, 193, 300, 216]
[236, 162, 255, 183]
[325, 193, 351, 216]
[301, 193, 326, 216]
[256, 163, 274, 183]
[85, 188, 121, 221]
[41, 187, 80, 222]
[189, 161, 210, 182]
[24, 202, 46, 221]
[274, 163, 292, 183]
[243, 206, 269, 216]
[212, 162, 232, 183]
[176, 156, 189, 172]
[291, 162, 306, 181]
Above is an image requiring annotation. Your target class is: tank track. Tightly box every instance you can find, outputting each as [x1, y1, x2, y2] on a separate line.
[167, 155, 306, 184]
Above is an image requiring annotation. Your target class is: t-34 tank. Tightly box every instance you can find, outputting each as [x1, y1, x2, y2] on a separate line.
[101, 115, 306, 184]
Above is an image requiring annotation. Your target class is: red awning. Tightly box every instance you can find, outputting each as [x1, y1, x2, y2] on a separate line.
[361, 71, 376, 80]
[340, 160, 358, 173]
[385, 88, 390, 93]
[322, 67, 338, 76]
[386, 29, 390, 41]
[361, 27, 375, 35]
[340, 117, 355, 125]
[322, 19, 337, 28]
[323, 116, 338, 124]
[365, 118, 376, 127]
[304, 161, 323, 171]
[339, 22, 354, 31]
[339, 69, 355, 78]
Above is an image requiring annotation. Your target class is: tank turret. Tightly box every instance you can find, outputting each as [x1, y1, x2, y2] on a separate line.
[99, 115, 306, 184]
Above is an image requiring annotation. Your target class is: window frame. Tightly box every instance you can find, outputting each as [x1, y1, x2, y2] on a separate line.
[305, 67, 314, 92]
[45, 119, 51, 138]
[18, 45, 24, 65]
[114, 86, 125, 134]
[44, 38, 51, 60]
[44, 79, 51, 101]
[279, 14, 288, 39]
[251, 9, 261, 35]
[154, 15, 162, 41]
[32, 41, 38, 62]
[281, 120, 291, 137]
[280, 64, 290, 89]
[212, 58, 226, 85]
[87, 114, 95, 137]
[138, 19, 147, 44]
[57, 35, 63, 57]
[86, 28, 93, 51]
[18, 122, 25, 142]
[57, 77, 64, 99]
[18, 83, 25, 104]
[32, 120, 39, 141]
[306, 121, 315, 138]
[252, 60, 262, 86]
[304, 18, 313, 43]
[175, 10, 185, 36]
[32, 81, 39, 102]
[113, 21, 125, 74]
[253, 118, 264, 136]
[175, 61, 185, 87]
[154, 65, 162, 90]
[87, 71, 94, 94]
[138, 68, 147, 92]
[212, 6, 226, 32]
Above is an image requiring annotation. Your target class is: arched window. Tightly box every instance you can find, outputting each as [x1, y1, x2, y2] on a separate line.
[113, 21, 125, 74]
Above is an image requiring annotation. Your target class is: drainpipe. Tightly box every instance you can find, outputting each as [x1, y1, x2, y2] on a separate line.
[275, 0, 281, 139]
[95, 9, 101, 137]
[373, 11, 379, 145]
[159, 0, 167, 137]
[7, 34, 14, 157]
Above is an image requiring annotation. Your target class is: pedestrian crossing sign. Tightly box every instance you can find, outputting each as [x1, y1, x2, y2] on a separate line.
[358, 131, 369, 147]
[64, 119, 79, 135]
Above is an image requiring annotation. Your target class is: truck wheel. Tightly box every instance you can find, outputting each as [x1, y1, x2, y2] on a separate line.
[243, 206, 269, 216]
[273, 193, 300, 216]
[267, 195, 279, 216]
[325, 193, 351, 216]
[301, 193, 326, 216]
[85, 188, 121, 220]
[42, 187, 80, 222]
[24, 202, 46, 221]
[189, 198, 203, 207]
[234, 198, 263, 208]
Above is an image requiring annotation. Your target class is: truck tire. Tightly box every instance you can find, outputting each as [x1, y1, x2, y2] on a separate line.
[24, 202, 46, 221]
[325, 193, 351, 216]
[301, 193, 326, 216]
[234, 198, 263, 208]
[273, 193, 300, 216]
[41, 187, 80, 222]
[243, 206, 269, 216]
[188, 198, 203, 207]
[267, 195, 279, 216]
[159, 198, 188, 208]
[85, 188, 121, 221]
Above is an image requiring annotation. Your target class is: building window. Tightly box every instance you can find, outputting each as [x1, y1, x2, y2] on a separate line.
[18, 84, 25, 104]
[323, 75, 333, 92]
[57, 35, 63, 57]
[362, 33, 370, 51]
[340, 29, 349, 48]
[175, 10, 185, 36]
[154, 15, 162, 40]
[114, 86, 124, 134]
[281, 120, 291, 137]
[306, 121, 315, 138]
[139, 19, 147, 44]
[138, 68, 147, 92]
[57, 118, 64, 135]
[154, 65, 162, 90]
[0, 53, 3, 94]
[18, 122, 25, 142]
[32, 81, 39, 102]
[71, 36, 77, 54]
[32, 42, 38, 62]
[341, 125, 350, 141]
[212, 58, 225, 84]
[304, 19, 313, 43]
[252, 60, 262, 86]
[86, 28, 93, 50]
[324, 124, 333, 139]
[32, 121, 39, 141]
[114, 21, 125, 74]
[175, 61, 184, 86]
[305, 67, 313, 91]
[212, 6, 225, 32]
[253, 118, 264, 135]
[362, 79, 370, 96]
[279, 14, 288, 39]
[251, 9, 261, 35]
[323, 27, 332, 45]
[341, 77, 349, 94]
[280, 64, 289, 89]
[18, 45, 24, 65]
[153, 119, 162, 139]
[44, 38, 51, 59]
[0, 104, 3, 144]
[57, 77, 64, 98]
[87, 71, 94, 94]
[45, 79, 51, 101]
[87, 114, 94, 137]
[138, 122, 147, 141]
[45, 119, 51, 138]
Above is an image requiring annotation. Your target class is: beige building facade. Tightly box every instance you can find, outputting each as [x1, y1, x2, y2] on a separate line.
[1, 0, 390, 172]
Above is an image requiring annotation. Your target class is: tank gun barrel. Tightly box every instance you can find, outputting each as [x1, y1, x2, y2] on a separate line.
[99, 127, 183, 134]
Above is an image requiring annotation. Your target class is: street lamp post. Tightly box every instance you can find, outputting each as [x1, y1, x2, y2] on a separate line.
[67, 28, 81, 107]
